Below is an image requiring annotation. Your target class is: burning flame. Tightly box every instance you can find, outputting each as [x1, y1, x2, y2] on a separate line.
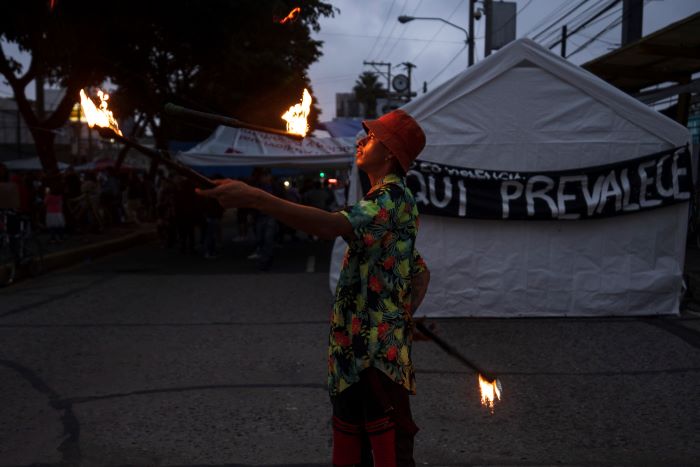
[478, 375, 502, 412]
[279, 7, 301, 24]
[79, 89, 122, 136]
[281, 88, 311, 137]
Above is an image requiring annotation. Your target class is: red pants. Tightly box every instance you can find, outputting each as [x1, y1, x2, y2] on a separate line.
[331, 368, 418, 467]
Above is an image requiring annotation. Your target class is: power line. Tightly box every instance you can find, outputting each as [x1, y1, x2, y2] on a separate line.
[523, 0, 577, 37]
[318, 31, 462, 44]
[570, 0, 622, 32]
[566, 16, 622, 57]
[566, 0, 651, 58]
[530, 0, 590, 41]
[365, 0, 398, 60]
[546, 0, 621, 51]
[373, 0, 407, 60]
[383, 0, 425, 60]
[576, 30, 619, 46]
[428, 44, 467, 85]
[536, 0, 607, 46]
[409, 0, 466, 64]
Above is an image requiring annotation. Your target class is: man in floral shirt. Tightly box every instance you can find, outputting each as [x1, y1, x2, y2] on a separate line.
[199, 109, 430, 467]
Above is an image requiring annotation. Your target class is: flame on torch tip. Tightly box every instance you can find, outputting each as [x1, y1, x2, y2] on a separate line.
[79, 89, 123, 136]
[478, 375, 502, 412]
[281, 88, 312, 138]
[279, 7, 301, 24]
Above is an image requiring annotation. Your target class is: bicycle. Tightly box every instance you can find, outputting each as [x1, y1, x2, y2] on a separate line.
[0, 210, 44, 286]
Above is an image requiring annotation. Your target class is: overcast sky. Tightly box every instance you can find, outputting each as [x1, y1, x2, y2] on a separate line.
[1, 0, 698, 123]
[309, 0, 700, 120]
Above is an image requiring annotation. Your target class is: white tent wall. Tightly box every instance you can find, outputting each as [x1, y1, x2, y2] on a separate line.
[330, 39, 691, 317]
[176, 126, 354, 169]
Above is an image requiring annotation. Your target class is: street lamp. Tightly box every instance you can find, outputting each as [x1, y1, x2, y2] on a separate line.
[397, 15, 471, 66]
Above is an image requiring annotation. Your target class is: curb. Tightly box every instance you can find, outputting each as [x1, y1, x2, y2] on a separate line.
[30, 228, 157, 278]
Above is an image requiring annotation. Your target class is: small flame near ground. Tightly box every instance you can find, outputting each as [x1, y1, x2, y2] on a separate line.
[282, 88, 311, 137]
[279, 7, 301, 24]
[79, 89, 122, 136]
[479, 375, 502, 413]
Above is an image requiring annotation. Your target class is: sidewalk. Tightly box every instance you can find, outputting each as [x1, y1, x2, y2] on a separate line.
[34, 222, 156, 278]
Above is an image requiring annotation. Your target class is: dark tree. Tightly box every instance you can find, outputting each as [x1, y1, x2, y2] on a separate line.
[353, 71, 387, 119]
[0, 1, 122, 173]
[0, 0, 336, 173]
[106, 0, 336, 149]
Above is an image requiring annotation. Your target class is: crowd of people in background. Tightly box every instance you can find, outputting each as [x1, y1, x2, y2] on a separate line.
[0, 162, 345, 270]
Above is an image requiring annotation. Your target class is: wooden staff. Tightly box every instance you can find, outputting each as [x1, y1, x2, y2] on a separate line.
[164, 103, 304, 141]
[415, 320, 499, 383]
[94, 127, 216, 188]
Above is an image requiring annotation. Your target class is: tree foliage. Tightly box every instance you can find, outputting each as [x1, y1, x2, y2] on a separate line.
[353, 71, 387, 119]
[0, 0, 335, 173]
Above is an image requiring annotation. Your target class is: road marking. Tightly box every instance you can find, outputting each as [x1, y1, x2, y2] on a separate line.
[306, 255, 316, 273]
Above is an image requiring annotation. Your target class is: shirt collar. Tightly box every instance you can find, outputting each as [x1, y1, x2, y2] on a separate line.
[369, 173, 403, 193]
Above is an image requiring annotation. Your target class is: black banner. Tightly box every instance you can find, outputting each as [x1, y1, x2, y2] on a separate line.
[406, 146, 692, 220]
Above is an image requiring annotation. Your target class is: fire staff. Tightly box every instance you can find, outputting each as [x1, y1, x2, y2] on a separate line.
[199, 109, 431, 467]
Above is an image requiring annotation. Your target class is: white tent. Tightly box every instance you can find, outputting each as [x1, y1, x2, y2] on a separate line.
[176, 125, 355, 169]
[330, 38, 691, 318]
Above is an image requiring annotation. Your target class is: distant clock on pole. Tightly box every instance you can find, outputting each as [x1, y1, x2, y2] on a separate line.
[392, 74, 409, 93]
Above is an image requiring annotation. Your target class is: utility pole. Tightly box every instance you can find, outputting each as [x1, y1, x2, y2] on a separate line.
[362, 61, 392, 93]
[468, 0, 476, 66]
[561, 25, 567, 58]
[621, 0, 643, 46]
[400, 62, 417, 101]
[484, 0, 493, 57]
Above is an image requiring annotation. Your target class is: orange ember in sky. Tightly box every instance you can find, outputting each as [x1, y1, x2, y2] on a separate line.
[279, 7, 301, 24]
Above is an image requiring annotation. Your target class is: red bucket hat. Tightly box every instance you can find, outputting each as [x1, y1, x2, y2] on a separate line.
[362, 109, 426, 173]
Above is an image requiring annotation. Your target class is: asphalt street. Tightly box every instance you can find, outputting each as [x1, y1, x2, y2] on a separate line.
[1, 225, 700, 466]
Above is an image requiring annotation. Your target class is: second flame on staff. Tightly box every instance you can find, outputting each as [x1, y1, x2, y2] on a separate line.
[79, 88, 122, 136]
[282, 88, 312, 138]
[479, 375, 502, 412]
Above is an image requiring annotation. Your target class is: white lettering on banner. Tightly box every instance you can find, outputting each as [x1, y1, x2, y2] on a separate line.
[423, 162, 441, 174]
[556, 176, 583, 220]
[407, 171, 430, 206]
[620, 168, 640, 212]
[526, 176, 557, 217]
[596, 171, 623, 214]
[407, 147, 689, 219]
[672, 153, 691, 200]
[583, 175, 604, 216]
[458, 180, 467, 217]
[501, 181, 524, 219]
[655, 154, 674, 197]
[638, 160, 662, 208]
[428, 175, 453, 208]
[445, 167, 461, 177]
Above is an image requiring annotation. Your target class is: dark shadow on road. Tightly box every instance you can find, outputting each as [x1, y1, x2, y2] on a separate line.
[60, 382, 326, 406]
[0, 320, 328, 328]
[0, 274, 117, 318]
[416, 367, 700, 376]
[638, 316, 700, 349]
[0, 358, 81, 465]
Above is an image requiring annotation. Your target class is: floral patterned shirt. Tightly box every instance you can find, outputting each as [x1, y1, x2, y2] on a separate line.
[328, 173, 427, 396]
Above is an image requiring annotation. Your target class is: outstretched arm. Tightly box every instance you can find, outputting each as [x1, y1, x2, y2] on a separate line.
[198, 179, 353, 240]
